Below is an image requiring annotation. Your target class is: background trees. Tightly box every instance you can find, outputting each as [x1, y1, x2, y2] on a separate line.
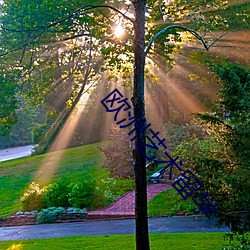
[177, 59, 250, 233]
[0, 74, 18, 136]
[1, 0, 247, 138]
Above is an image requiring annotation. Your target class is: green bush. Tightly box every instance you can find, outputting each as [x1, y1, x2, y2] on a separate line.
[21, 182, 45, 211]
[96, 178, 118, 207]
[112, 177, 134, 197]
[36, 206, 64, 224]
[177, 61, 250, 232]
[68, 180, 94, 209]
[223, 232, 250, 250]
[43, 178, 71, 208]
[21, 176, 133, 212]
[93, 177, 134, 209]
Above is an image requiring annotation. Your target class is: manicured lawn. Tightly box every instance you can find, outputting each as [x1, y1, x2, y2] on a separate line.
[0, 233, 230, 250]
[0, 141, 195, 219]
[148, 188, 196, 217]
[0, 143, 104, 217]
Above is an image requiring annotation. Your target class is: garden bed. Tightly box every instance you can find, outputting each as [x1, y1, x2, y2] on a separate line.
[0, 211, 88, 227]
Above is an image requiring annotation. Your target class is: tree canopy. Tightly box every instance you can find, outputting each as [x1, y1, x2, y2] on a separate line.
[1, 0, 247, 134]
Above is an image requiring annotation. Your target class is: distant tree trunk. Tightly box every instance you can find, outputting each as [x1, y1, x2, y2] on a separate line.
[157, 56, 169, 129]
[132, 1, 150, 250]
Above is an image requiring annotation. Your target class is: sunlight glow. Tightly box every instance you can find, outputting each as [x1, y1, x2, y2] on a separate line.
[33, 44, 216, 185]
[114, 24, 124, 38]
[145, 55, 209, 129]
[35, 92, 90, 184]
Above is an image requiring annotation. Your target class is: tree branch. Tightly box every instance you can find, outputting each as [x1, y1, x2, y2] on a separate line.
[36, 4, 134, 31]
[205, 30, 230, 49]
[54, 33, 91, 43]
[145, 25, 210, 56]
[1, 4, 134, 34]
[83, 5, 134, 23]
[0, 4, 134, 57]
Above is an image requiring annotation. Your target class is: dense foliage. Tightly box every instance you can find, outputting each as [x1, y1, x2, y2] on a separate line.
[0, 0, 248, 137]
[21, 174, 134, 212]
[43, 177, 72, 208]
[177, 61, 250, 232]
[0, 74, 18, 136]
[36, 206, 65, 224]
[21, 182, 45, 211]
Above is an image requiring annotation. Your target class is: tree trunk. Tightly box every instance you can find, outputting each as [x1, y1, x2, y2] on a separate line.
[132, 1, 150, 250]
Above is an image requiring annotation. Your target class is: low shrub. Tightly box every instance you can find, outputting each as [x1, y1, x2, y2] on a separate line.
[92, 177, 134, 209]
[43, 177, 71, 208]
[36, 206, 64, 224]
[21, 182, 45, 211]
[21, 176, 134, 212]
[223, 232, 250, 250]
[92, 178, 117, 209]
[67, 207, 86, 213]
[113, 177, 134, 197]
[68, 180, 94, 209]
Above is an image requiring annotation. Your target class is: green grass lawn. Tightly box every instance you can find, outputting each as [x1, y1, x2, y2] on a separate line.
[0, 143, 104, 217]
[0, 141, 194, 219]
[0, 141, 205, 218]
[148, 188, 196, 217]
[0, 233, 231, 250]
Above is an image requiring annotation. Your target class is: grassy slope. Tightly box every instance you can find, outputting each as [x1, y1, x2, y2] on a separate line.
[148, 188, 197, 217]
[0, 141, 194, 219]
[0, 142, 104, 217]
[0, 233, 230, 250]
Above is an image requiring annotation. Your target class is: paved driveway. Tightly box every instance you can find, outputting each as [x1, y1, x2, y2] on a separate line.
[0, 216, 230, 241]
[0, 145, 36, 162]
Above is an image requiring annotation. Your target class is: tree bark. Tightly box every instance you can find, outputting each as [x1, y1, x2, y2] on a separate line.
[132, 1, 150, 250]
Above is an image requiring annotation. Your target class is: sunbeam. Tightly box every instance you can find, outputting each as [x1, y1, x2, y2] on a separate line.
[35, 92, 90, 184]
[145, 54, 210, 125]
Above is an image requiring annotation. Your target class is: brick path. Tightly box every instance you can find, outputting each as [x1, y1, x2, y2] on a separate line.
[88, 184, 171, 219]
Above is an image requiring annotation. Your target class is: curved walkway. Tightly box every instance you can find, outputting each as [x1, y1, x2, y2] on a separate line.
[88, 184, 171, 219]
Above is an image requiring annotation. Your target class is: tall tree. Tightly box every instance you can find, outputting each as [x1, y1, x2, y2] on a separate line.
[132, 2, 149, 248]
